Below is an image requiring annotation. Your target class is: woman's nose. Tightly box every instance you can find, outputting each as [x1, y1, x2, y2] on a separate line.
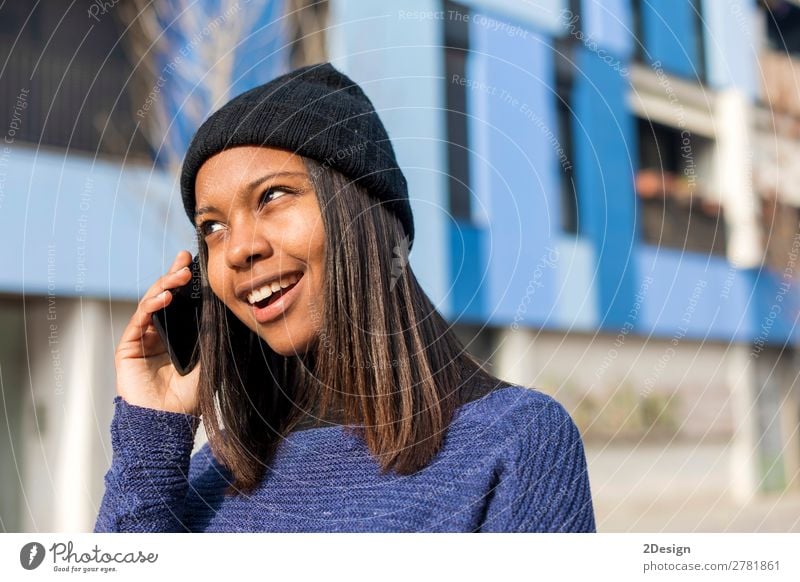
[224, 217, 272, 268]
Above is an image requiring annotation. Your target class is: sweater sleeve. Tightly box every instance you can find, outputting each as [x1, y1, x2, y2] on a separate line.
[93, 396, 200, 533]
[479, 397, 596, 532]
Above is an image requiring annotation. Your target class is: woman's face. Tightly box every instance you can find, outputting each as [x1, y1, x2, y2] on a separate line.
[194, 146, 325, 356]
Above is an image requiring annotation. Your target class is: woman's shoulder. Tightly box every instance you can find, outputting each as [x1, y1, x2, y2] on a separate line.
[458, 380, 572, 419]
[451, 382, 583, 450]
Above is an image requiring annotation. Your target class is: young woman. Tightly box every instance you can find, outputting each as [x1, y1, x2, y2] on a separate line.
[94, 62, 596, 533]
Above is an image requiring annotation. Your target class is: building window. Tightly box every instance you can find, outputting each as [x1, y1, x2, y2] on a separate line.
[761, 0, 800, 55]
[0, 0, 150, 158]
[635, 118, 726, 255]
[690, 0, 707, 82]
[761, 197, 800, 273]
[286, 0, 329, 68]
[630, 0, 707, 82]
[554, 36, 579, 235]
[444, 0, 472, 221]
[757, 1, 800, 116]
[631, 0, 644, 62]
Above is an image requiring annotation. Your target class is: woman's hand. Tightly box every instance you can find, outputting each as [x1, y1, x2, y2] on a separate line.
[114, 250, 202, 416]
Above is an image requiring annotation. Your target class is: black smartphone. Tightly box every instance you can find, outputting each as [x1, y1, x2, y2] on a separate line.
[152, 254, 203, 376]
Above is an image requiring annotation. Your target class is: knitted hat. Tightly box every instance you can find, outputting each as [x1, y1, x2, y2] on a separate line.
[180, 62, 414, 247]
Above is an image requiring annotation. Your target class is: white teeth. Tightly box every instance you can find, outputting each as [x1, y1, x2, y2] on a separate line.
[247, 273, 300, 305]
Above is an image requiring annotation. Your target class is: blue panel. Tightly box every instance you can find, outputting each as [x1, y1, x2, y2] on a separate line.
[231, 0, 288, 94]
[579, 0, 634, 58]
[749, 267, 800, 347]
[637, 245, 752, 341]
[151, 0, 288, 167]
[640, 0, 699, 78]
[467, 13, 560, 328]
[0, 146, 195, 300]
[328, 0, 451, 313]
[449, 221, 486, 322]
[456, 0, 568, 36]
[572, 45, 638, 329]
[554, 236, 599, 329]
[701, 0, 758, 99]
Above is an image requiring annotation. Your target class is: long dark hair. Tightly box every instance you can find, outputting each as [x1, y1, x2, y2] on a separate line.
[195, 154, 506, 496]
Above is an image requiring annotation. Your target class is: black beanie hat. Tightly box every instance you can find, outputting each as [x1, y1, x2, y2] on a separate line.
[180, 62, 414, 247]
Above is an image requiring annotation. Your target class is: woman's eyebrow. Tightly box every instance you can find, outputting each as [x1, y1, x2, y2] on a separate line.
[194, 170, 307, 221]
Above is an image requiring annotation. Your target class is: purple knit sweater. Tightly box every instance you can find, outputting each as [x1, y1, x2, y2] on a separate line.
[93, 385, 596, 532]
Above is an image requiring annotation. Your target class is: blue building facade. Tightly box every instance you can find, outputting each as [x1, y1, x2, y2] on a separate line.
[329, 0, 800, 499]
[328, 0, 791, 349]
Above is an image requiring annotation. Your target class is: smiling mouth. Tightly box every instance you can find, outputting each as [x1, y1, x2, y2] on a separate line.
[251, 279, 300, 309]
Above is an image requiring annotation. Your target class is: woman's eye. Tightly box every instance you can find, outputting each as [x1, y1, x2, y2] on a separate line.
[199, 221, 223, 238]
[261, 187, 290, 205]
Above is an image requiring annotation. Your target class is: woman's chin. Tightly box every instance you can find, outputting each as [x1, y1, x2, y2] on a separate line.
[262, 332, 315, 358]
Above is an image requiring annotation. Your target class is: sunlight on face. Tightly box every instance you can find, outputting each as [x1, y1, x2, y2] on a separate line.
[194, 146, 325, 356]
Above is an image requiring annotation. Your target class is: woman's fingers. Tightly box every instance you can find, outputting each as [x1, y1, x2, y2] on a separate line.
[147, 264, 192, 300]
[118, 252, 194, 347]
[143, 251, 193, 301]
[117, 289, 171, 349]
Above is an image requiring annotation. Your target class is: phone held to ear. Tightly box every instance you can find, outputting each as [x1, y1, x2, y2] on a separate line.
[152, 254, 202, 376]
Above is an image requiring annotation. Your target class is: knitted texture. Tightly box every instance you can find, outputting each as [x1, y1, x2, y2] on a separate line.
[94, 385, 596, 533]
[179, 61, 415, 247]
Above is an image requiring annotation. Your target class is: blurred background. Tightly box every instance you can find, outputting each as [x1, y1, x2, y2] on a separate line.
[1, 0, 799, 532]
